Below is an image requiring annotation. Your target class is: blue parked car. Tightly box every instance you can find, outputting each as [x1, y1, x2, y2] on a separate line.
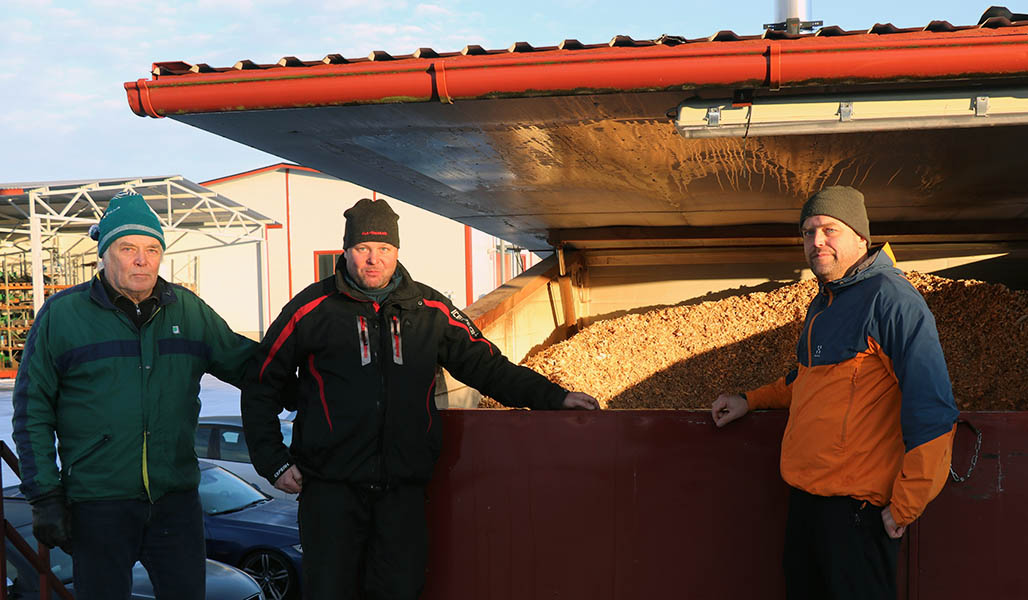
[2, 489, 265, 600]
[198, 461, 302, 600]
[195, 415, 295, 500]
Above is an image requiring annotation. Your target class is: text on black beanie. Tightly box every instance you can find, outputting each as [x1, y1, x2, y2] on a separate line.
[343, 198, 400, 249]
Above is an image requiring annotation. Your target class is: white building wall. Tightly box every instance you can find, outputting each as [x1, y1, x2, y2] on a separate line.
[200, 169, 291, 330]
[197, 167, 479, 338]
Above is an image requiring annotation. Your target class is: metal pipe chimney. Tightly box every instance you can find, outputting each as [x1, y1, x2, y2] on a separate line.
[775, 0, 810, 24]
[766, 0, 819, 34]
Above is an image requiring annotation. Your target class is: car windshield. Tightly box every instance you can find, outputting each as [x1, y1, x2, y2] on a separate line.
[280, 421, 292, 447]
[199, 466, 269, 515]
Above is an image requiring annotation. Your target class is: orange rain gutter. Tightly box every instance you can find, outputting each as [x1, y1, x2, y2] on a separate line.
[124, 25, 1028, 117]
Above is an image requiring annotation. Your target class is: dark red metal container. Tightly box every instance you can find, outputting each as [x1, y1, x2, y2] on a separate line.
[424, 410, 1027, 599]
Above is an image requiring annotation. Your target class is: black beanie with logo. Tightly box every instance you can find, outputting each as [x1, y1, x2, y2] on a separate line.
[343, 198, 400, 249]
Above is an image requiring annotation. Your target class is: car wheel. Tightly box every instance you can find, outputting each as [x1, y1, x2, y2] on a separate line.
[240, 549, 295, 600]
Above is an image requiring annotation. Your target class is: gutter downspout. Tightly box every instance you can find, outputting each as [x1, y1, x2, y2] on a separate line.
[264, 223, 282, 328]
[125, 28, 1028, 117]
[285, 168, 293, 298]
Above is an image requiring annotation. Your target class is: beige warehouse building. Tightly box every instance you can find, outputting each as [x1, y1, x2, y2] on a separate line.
[195, 163, 540, 339]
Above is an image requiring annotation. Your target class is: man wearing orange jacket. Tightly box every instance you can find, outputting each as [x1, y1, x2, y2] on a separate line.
[712, 186, 958, 600]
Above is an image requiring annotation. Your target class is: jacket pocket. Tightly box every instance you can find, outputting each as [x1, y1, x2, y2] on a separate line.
[64, 432, 112, 479]
[839, 365, 861, 446]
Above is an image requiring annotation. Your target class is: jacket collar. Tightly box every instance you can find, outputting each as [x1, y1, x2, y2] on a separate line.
[334, 260, 421, 306]
[90, 272, 177, 310]
[823, 242, 897, 292]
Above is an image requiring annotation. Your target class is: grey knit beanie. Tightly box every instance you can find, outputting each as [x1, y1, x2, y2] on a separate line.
[343, 198, 400, 249]
[799, 186, 871, 243]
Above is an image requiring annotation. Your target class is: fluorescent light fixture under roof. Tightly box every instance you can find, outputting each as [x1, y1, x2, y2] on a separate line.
[674, 89, 1028, 138]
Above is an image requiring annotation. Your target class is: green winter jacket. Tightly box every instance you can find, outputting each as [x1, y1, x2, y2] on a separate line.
[12, 274, 255, 504]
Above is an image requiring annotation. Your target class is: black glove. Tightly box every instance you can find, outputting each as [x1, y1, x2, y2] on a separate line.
[30, 493, 72, 553]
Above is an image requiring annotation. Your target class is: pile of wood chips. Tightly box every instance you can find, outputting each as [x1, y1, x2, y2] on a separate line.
[481, 272, 1028, 411]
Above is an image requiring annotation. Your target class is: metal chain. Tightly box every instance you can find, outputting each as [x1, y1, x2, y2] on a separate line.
[950, 420, 982, 483]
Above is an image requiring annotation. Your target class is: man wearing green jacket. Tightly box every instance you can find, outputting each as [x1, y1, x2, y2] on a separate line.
[11, 191, 256, 600]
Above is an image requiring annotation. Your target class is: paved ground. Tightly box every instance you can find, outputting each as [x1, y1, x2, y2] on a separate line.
[0, 374, 251, 488]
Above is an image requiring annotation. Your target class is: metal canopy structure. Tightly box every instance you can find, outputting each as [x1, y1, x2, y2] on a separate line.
[0, 175, 277, 313]
[123, 8, 1028, 253]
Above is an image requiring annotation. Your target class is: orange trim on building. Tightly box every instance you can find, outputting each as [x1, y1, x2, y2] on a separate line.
[200, 163, 321, 187]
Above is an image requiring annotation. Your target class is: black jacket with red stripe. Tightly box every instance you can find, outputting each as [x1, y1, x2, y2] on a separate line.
[241, 261, 568, 487]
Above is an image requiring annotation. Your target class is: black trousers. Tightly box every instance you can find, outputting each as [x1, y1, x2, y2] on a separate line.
[783, 487, 902, 600]
[298, 479, 428, 600]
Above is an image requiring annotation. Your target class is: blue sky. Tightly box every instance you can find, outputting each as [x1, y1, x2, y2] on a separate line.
[1, 0, 989, 185]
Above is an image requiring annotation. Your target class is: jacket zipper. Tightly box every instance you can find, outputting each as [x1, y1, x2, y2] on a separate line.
[358, 316, 371, 366]
[424, 376, 436, 433]
[806, 288, 833, 366]
[139, 306, 161, 502]
[376, 308, 392, 483]
[840, 369, 859, 445]
[142, 430, 152, 501]
[391, 316, 403, 365]
[66, 433, 112, 478]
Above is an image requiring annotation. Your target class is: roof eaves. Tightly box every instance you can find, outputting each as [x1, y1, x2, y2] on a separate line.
[128, 13, 1028, 118]
[146, 16, 1028, 79]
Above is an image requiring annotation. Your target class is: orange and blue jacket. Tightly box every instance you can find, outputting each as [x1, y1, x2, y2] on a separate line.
[746, 244, 958, 526]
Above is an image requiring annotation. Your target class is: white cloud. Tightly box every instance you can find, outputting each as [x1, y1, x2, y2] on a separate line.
[415, 4, 453, 17]
[3, 18, 43, 45]
[317, 0, 409, 12]
[315, 22, 440, 57]
[193, 0, 255, 11]
[46, 6, 84, 21]
[53, 91, 99, 103]
[87, 0, 144, 8]
[0, 108, 80, 136]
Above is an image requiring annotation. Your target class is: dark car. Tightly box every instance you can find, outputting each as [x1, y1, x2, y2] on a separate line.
[1, 490, 264, 600]
[199, 461, 302, 600]
[195, 415, 295, 499]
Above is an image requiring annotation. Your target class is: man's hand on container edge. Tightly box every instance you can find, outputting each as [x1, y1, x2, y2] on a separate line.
[562, 392, 600, 410]
[712, 393, 749, 428]
[881, 505, 907, 539]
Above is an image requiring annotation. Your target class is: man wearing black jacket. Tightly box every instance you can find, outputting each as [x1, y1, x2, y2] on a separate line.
[242, 198, 598, 599]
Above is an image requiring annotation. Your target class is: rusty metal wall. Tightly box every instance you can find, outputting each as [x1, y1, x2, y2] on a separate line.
[423, 410, 1027, 599]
